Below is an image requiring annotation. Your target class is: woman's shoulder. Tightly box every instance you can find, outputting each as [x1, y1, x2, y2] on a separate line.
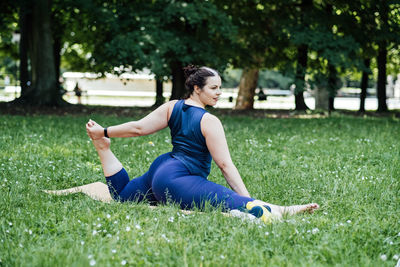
[201, 113, 222, 130]
[202, 112, 219, 122]
[166, 100, 180, 121]
[201, 113, 224, 138]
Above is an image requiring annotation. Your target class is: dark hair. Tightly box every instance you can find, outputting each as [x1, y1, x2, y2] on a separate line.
[183, 65, 219, 97]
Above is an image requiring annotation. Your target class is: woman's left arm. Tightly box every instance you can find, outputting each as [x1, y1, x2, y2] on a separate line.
[201, 114, 251, 198]
[86, 101, 173, 140]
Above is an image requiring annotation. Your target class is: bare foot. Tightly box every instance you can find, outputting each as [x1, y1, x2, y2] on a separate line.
[91, 137, 111, 151]
[283, 203, 320, 216]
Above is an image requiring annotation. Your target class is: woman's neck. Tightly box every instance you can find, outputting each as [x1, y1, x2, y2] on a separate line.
[185, 95, 205, 108]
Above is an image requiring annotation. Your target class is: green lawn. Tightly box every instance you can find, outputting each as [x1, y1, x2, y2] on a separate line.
[1, 110, 399, 266]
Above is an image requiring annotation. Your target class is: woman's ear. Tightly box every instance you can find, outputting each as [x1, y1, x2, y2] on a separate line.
[194, 85, 201, 94]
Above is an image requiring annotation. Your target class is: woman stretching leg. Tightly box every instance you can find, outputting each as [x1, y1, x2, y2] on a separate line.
[83, 65, 319, 222]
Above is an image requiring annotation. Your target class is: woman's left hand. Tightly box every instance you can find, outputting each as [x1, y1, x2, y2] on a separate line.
[86, 119, 104, 140]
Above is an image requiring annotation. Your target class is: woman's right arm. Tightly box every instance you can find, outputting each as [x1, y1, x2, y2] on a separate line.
[86, 101, 176, 139]
[201, 114, 251, 198]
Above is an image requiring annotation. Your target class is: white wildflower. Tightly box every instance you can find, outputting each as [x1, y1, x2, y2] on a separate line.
[89, 259, 96, 266]
[220, 255, 225, 259]
[393, 254, 399, 260]
[126, 215, 130, 219]
[92, 230, 97, 235]
[161, 234, 170, 243]
[168, 217, 174, 222]
[121, 260, 127, 265]
[265, 232, 269, 236]
[112, 249, 117, 254]
[135, 224, 141, 230]
[312, 228, 319, 234]
[125, 226, 131, 232]
[106, 214, 111, 219]
[346, 220, 351, 224]
[88, 255, 93, 259]
[81, 241, 85, 245]
[380, 254, 387, 261]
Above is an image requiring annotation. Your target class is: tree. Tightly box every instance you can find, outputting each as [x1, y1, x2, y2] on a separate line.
[141, 0, 237, 100]
[215, 1, 289, 110]
[13, 0, 66, 106]
[1, 0, 69, 106]
[65, 0, 236, 101]
[359, 59, 371, 112]
[376, 1, 389, 112]
[288, 0, 314, 111]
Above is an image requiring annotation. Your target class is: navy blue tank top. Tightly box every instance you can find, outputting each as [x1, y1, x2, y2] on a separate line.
[168, 100, 212, 178]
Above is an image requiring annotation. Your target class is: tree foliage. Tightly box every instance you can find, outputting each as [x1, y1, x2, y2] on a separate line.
[1, 0, 400, 109]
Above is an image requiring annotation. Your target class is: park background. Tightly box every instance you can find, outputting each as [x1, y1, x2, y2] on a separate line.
[0, 0, 400, 112]
[1, 1, 400, 267]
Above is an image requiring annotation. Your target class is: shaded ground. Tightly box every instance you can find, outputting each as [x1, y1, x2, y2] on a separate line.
[0, 101, 399, 118]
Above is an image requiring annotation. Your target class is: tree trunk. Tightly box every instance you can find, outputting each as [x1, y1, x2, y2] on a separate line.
[359, 58, 371, 112]
[16, 0, 65, 106]
[19, 4, 31, 97]
[235, 68, 259, 110]
[328, 97, 334, 111]
[377, 43, 388, 112]
[170, 61, 186, 100]
[53, 32, 61, 87]
[327, 63, 337, 111]
[377, 2, 388, 112]
[315, 86, 329, 110]
[153, 76, 165, 107]
[294, 44, 309, 110]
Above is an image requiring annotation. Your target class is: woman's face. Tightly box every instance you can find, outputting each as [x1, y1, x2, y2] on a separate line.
[196, 75, 222, 106]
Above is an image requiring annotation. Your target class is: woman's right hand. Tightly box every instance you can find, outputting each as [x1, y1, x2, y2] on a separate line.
[86, 119, 104, 140]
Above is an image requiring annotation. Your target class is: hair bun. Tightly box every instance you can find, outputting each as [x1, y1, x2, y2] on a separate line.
[183, 64, 199, 79]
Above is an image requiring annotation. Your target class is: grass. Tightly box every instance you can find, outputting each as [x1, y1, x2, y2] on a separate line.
[0, 109, 399, 266]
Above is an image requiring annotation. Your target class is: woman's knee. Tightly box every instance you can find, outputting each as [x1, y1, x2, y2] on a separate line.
[106, 168, 130, 200]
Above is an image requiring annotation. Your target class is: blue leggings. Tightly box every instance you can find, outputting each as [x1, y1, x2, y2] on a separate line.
[105, 153, 254, 211]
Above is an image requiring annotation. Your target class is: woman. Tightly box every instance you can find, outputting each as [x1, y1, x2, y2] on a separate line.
[85, 65, 319, 222]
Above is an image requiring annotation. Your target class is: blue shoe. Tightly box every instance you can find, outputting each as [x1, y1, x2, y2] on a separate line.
[246, 201, 273, 223]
